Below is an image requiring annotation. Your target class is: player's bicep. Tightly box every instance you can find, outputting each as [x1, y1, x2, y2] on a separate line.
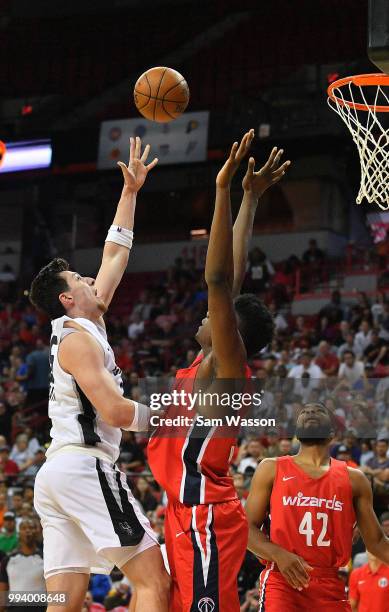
[207, 282, 246, 377]
[245, 459, 275, 527]
[59, 333, 121, 423]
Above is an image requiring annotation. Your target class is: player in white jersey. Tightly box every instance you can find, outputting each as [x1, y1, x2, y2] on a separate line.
[29, 137, 170, 612]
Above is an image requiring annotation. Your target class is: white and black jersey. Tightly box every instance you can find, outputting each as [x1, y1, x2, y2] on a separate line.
[46, 315, 124, 463]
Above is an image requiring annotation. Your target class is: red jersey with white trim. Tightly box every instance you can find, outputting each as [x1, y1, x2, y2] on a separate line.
[349, 562, 389, 612]
[269, 456, 356, 568]
[148, 354, 251, 505]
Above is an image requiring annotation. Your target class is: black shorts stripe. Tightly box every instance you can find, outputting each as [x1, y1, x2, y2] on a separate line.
[190, 508, 219, 612]
[182, 421, 213, 505]
[96, 459, 145, 546]
[76, 382, 101, 446]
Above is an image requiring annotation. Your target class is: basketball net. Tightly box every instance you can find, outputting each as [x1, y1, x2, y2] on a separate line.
[328, 74, 389, 210]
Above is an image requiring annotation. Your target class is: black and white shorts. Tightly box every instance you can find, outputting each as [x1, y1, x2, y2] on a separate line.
[34, 451, 158, 578]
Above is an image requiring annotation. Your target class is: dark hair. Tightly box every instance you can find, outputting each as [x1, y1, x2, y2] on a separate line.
[29, 258, 70, 320]
[343, 350, 355, 358]
[234, 293, 274, 357]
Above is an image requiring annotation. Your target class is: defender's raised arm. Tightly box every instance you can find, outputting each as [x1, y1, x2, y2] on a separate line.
[232, 146, 290, 297]
[204, 132, 253, 378]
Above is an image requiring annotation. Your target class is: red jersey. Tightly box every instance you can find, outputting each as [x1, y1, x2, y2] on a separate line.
[148, 354, 251, 505]
[349, 562, 389, 612]
[269, 456, 355, 568]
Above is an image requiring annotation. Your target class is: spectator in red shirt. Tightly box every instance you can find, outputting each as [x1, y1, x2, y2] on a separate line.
[315, 340, 340, 375]
[349, 552, 389, 611]
[0, 446, 19, 479]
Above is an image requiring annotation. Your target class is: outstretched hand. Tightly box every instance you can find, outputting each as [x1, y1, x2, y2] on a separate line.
[216, 129, 254, 188]
[117, 136, 158, 193]
[242, 147, 291, 199]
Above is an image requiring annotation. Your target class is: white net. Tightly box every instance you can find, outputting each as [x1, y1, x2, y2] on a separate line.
[328, 79, 389, 210]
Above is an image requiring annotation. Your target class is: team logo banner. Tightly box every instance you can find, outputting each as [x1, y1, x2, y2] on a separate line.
[97, 111, 209, 169]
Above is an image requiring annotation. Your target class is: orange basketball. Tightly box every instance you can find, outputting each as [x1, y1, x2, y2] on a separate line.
[133, 67, 189, 123]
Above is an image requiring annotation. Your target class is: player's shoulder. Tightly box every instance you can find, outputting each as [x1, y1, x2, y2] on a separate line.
[346, 465, 365, 480]
[58, 325, 104, 371]
[60, 325, 99, 349]
[254, 457, 277, 480]
[346, 466, 371, 492]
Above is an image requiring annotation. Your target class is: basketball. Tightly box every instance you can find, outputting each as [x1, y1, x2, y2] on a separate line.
[133, 66, 190, 123]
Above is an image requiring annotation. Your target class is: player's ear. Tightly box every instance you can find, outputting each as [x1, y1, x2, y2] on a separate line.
[59, 292, 73, 310]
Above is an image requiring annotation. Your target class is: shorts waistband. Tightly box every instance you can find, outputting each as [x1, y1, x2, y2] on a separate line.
[167, 496, 239, 508]
[271, 564, 341, 577]
[45, 444, 114, 464]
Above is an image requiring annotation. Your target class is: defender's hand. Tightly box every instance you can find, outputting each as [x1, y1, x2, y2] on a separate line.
[216, 129, 254, 189]
[117, 136, 158, 192]
[242, 147, 290, 199]
[273, 549, 313, 590]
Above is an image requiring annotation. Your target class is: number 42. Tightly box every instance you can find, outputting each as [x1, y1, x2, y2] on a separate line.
[298, 511, 330, 547]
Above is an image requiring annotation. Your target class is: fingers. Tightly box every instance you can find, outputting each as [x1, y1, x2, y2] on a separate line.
[263, 146, 284, 172]
[282, 558, 311, 591]
[288, 564, 309, 590]
[271, 148, 284, 169]
[236, 128, 254, 160]
[229, 141, 239, 161]
[271, 160, 291, 183]
[140, 144, 151, 163]
[117, 161, 128, 173]
[264, 146, 278, 169]
[134, 136, 141, 159]
[245, 156, 255, 177]
[146, 157, 159, 171]
[129, 137, 136, 162]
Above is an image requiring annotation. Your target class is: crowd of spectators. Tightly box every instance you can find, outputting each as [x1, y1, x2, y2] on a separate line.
[0, 239, 388, 609]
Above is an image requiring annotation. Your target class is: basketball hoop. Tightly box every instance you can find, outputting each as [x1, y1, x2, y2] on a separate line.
[327, 73, 389, 210]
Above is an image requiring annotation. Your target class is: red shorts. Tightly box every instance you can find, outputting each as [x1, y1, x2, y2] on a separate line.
[259, 565, 351, 612]
[164, 498, 248, 612]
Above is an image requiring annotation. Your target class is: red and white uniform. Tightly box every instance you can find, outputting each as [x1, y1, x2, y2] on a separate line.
[148, 354, 250, 612]
[259, 455, 356, 611]
[349, 562, 389, 612]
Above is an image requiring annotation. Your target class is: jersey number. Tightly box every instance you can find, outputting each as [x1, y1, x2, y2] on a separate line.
[49, 335, 58, 400]
[298, 511, 330, 547]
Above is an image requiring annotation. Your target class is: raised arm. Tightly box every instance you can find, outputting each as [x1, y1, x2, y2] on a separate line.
[205, 133, 252, 378]
[58, 331, 150, 431]
[351, 468, 389, 563]
[232, 147, 290, 297]
[245, 459, 312, 590]
[94, 137, 158, 309]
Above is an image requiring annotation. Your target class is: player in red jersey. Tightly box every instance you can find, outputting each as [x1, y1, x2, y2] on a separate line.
[148, 131, 290, 612]
[246, 402, 389, 611]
